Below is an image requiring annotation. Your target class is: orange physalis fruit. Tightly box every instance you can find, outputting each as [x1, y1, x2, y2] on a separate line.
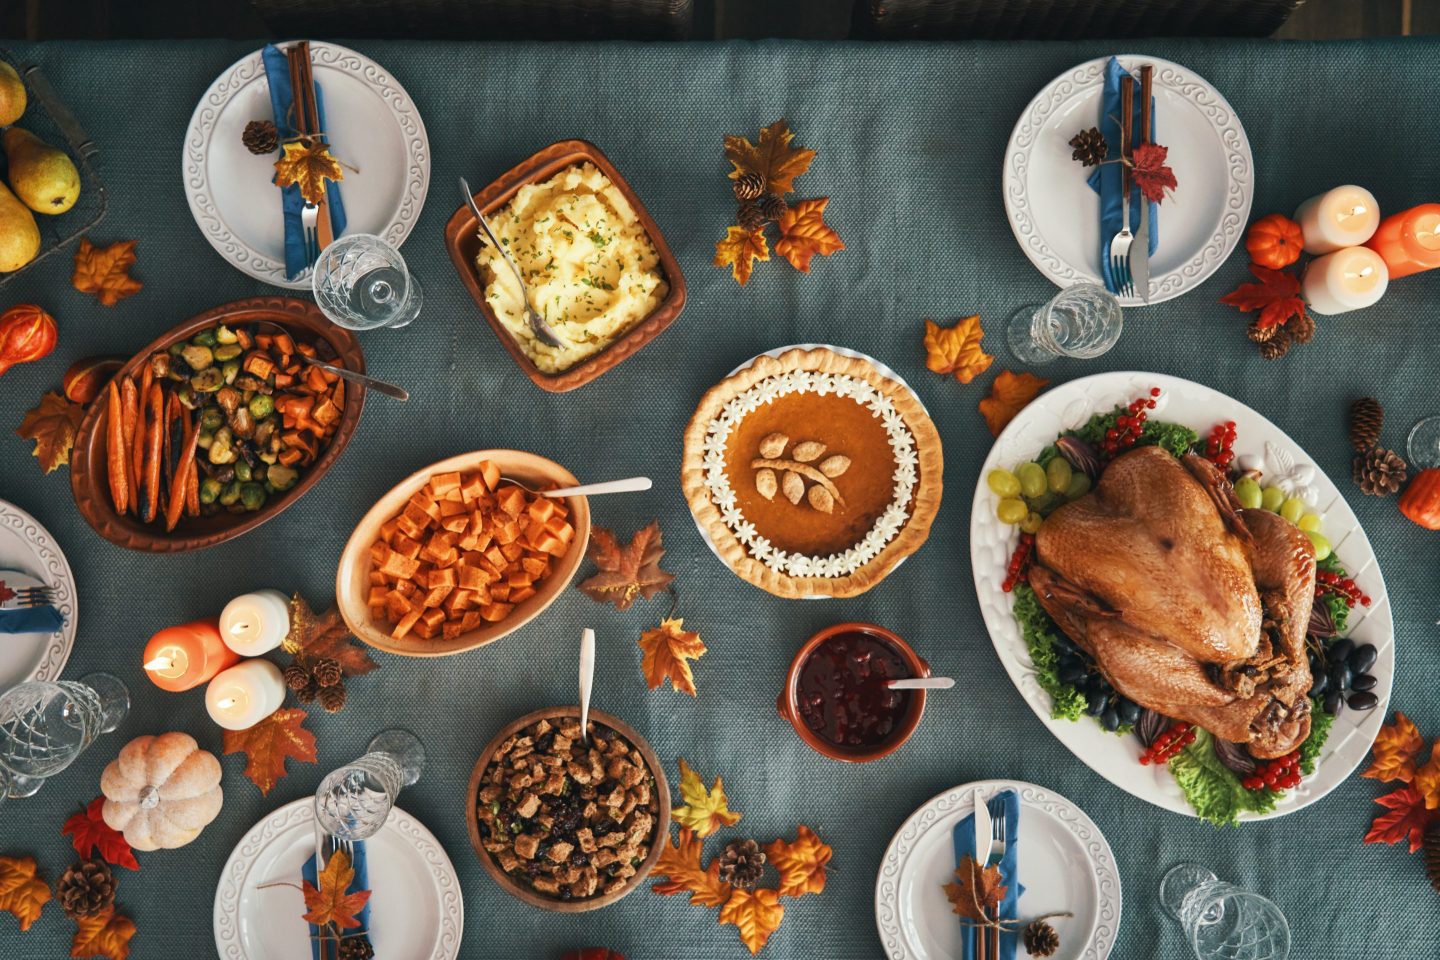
[923, 315, 993, 385]
[979, 370, 1050, 437]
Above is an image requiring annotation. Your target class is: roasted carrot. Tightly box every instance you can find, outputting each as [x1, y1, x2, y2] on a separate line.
[105, 381, 128, 515]
[182, 408, 200, 517]
[133, 366, 153, 490]
[143, 383, 164, 523]
[164, 418, 201, 532]
[119, 376, 139, 511]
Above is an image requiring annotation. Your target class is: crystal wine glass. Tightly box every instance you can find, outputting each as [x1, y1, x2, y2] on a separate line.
[313, 729, 425, 842]
[312, 233, 423, 331]
[0, 674, 130, 799]
[1406, 416, 1440, 470]
[1160, 863, 1291, 960]
[1007, 282, 1124, 365]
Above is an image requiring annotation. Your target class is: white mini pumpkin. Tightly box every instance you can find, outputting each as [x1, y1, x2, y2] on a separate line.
[100, 732, 223, 851]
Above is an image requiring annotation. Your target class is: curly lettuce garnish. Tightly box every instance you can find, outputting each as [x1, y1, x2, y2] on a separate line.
[1012, 584, 1086, 722]
[1169, 729, 1278, 827]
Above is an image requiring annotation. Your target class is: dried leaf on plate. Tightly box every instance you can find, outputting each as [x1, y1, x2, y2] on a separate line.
[578, 521, 674, 610]
[719, 886, 784, 955]
[1363, 784, 1435, 853]
[72, 239, 143, 307]
[638, 618, 707, 696]
[774, 198, 843, 273]
[1130, 141, 1178, 204]
[672, 758, 742, 838]
[273, 138, 344, 206]
[979, 370, 1050, 437]
[0, 855, 50, 931]
[942, 854, 1007, 922]
[222, 708, 318, 796]
[301, 848, 371, 931]
[724, 120, 816, 196]
[16, 391, 86, 474]
[1219, 263, 1306, 331]
[1362, 712, 1424, 783]
[715, 227, 770, 286]
[62, 797, 140, 871]
[923, 316, 993, 384]
[652, 826, 732, 908]
[70, 905, 136, 960]
[764, 825, 832, 898]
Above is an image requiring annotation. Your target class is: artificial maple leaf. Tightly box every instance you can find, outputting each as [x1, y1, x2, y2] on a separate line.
[72, 239, 142, 307]
[1414, 740, 1440, 810]
[1364, 784, 1436, 853]
[302, 848, 371, 931]
[578, 521, 674, 610]
[0, 855, 50, 931]
[715, 226, 770, 286]
[273, 138, 344, 205]
[942, 854, 1008, 923]
[0, 581, 15, 604]
[1130, 141, 1178, 204]
[1362, 712, 1424, 783]
[979, 370, 1050, 437]
[724, 119, 816, 196]
[639, 618, 707, 696]
[63, 797, 140, 871]
[16, 390, 86, 473]
[222, 707, 318, 796]
[70, 904, 136, 960]
[774, 198, 844, 273]
[719, 886, 784, 955]
[652, 826, 732, 908]
[1219, 263, 1307, 331]
[288, 593, 377, 677]
[672, 758, 742, 838]
[923, 315, 994, 385]
[764, 825, 832, 898]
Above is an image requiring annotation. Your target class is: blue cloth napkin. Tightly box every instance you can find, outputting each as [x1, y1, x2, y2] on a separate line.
[303, 841, 370, 958]
[261, 43, 348, 281]
[952, 790, 1023, 960]
[0, 606, 63, 635]
[1089, 56, 1159, 294]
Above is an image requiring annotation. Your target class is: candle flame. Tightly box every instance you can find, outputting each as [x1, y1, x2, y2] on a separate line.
[144, 656, 172, 671]
[217, 697, 238, 710]
[229, 620, 250, 636]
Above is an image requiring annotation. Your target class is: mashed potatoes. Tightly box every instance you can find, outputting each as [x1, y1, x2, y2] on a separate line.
[477, 163, 668, 373]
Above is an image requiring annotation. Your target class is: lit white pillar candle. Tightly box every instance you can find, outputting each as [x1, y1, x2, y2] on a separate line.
[1294, 185, 1380, 255]
[1302, 246, 1389, 315]
[205, 660, 286, 730]
[218, 589, 291, 656]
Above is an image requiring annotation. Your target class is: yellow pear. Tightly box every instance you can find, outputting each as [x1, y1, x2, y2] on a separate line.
[3, 128, 80, 215]
[0, 181, 40, 272]
[0, 62, 25, 126]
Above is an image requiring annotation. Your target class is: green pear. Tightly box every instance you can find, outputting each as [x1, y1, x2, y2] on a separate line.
[0, 180, 40, 272]
[3, 128, 80, 215]
[0, 62, 25, 126]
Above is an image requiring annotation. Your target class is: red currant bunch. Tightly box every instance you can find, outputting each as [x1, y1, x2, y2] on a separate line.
[1101, 388, 1161, 457]
[1314, 569, 1370, 608]
[1001, 533, 1035, 593]
[1242, 750, 1302, 792]
[1206, 420, 1237, 469]
[1139, 722, 1196, 766]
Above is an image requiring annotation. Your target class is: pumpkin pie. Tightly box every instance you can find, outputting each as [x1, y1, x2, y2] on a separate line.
[681, 347, 943, 598]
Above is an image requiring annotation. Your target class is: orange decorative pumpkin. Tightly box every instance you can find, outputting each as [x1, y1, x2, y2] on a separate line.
[1399, 468, 1440, 530]
[0, 304, 57, 377]
[1245, 214, 1304, 270]
[561, 950, 625, 960]
[62, 355, 123, 405]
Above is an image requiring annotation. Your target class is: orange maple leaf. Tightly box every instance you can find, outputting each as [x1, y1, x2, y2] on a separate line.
[0, 855, 51, 931]
[1361, 712, 1424, 784]
[764, 825, 832, 898]
[16, 390, 86, 473]
[1364, 784, 1436, 853]
[923, 316, 994, 385]
[72, 239, 143, 307]
[979, 370, 1050, 437]
[719, 887, 785, 955]
[652, 826, 732, 908]
[273, 138, 344, 206]
[715, 226, 770, 286]
[302, 848, 371, 931]
[1219, 263, 1306, 331]
[1414, 740, 1440, 810]
[942, 854, 1008, 923]
[638, 617, 707, 696]
[578, 521, 675, 611]
[724, 119, 816, 196]
[222, 708, 318, 796]
[774, 198, 844, 273]
[672, 758, 743, 838]
[70, 905, 136, 960]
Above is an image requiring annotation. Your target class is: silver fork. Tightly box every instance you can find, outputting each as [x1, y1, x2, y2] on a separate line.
[1107, 75, 1136, 297]
[987, 806, 1008, 957]
[14, 587, 52, 607]
[301, 202, 321, 267]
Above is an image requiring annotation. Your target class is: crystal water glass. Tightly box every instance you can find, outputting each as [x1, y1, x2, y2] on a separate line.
[312, 233, 423, 331]
[0, 674, 130, 799]
[313, 729, 425, 842]
[1406, 416, 1440, 470]
[1007, 282, 1124, 365]
[1160, 863, 1291, 960]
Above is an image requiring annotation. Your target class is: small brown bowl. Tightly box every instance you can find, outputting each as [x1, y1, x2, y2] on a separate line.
[777, 622, 931, 763]
[466, 706, 671, 912]
[70, 297, 365, 553]
[445, 139, 687, 392]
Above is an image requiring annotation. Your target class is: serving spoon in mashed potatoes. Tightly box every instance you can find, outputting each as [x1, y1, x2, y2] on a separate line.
[459, 176, 564, 348]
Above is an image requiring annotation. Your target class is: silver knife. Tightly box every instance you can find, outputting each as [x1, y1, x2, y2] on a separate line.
[973, 791, 994, 869]
[1134, 64, 1154, 303]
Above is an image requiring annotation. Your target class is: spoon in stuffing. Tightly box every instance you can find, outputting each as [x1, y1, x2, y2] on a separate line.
[885, 677, 956, 690]
[459, 176, 564, 348]
[500, 476, 652, 499]
[579, 627, 596, 744]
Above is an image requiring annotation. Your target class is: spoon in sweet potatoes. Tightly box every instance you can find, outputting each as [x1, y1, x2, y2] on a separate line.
[502, 476, 652, 499]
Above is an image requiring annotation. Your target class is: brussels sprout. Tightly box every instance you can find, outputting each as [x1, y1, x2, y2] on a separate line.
[199, 407, 224, 431]
[234, 459, 252, 482]
[149, 353, 170, 378]
[192, 329, 218, 348]
[266, 464, 299, 492]
[239, 482, 266, 510]
[221, 359, 241, 384]
[247, 394, 275, 419]
[199, 477, 223, 504]
[230, 407, 255, 438]
[214, 324, 239, 345]
[213, 343, 243, 362]
[197, 429, 214, 450]
[208, 427, 237, 465]
[214, 386, 242, 415]
[191, 367, 224, 393]
[180, 343, 214, 371]
[168, 342, 186, 357]
[218, 479, 242, 506]
[176, 386, 201, 409]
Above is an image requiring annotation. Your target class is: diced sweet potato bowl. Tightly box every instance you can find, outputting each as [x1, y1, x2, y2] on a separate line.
[336, 450, 591, 657]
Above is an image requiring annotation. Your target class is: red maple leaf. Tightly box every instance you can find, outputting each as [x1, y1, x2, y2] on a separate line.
[62, 797, 140, 870]
[1131, 142, 1178, 204]
[1363, 785, 1436, 853]
[0, 581, 14, 604]
[1219, 263, 1308, 330]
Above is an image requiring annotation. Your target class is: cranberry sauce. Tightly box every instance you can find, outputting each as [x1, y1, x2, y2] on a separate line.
[796, 630, 913, 749]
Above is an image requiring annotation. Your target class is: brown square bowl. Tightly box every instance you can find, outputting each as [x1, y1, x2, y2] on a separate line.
[69, 297, 365, 553]
[445, 139, 686, 392]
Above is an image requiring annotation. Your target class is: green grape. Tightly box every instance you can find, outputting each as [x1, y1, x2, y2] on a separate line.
[1016, 462, 1047, 498]
[1026, 491, 1057, 514]
[1305, 530, 1332, 562]
[987, 469, 1021, 498]
[1046, 457, 1073, 493]
[997, 498, 1028, 525]
[1233, 477, 1263, 510]
[1064, 473, 1092, 500]
[1019, 512, 1045, 534]
[1260, 486, 1286, 512]
[1298, 513, 1323, 533]
[1280, 497, 1306, 523]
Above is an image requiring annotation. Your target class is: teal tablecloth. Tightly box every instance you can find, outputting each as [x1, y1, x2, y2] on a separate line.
[1, 37, 1438, 960]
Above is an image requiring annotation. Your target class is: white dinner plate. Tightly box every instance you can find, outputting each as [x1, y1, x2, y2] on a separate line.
[1002, 56, 1253, 306]
[0, 499, 76, 691]
[875, 779, 1121, 960]
[969, 372, 1394, 820]
[213, 799, 463, 960]
[183, 41, 430, 288]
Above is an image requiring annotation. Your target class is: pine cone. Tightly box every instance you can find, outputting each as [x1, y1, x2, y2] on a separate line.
[1286, 311, 1316, 345]
[1258, 328, 1292, 360]
[57, 860, 116, 919]
[1349, 397, 1384, 452]
[296, 678, 320, 705]
[737, 201, 766, 233]
[1425, 820, 1440, 896]
[1022, 918, 1060, 958]
[242, 119, 279, 155]
[283, 662, 313, 692]
[1247, 317, 1282, 343]
[338, 935, 375, 960]
[319, 681, 348, 713]
[758, 193, 788, 222]
[715, 838, 766, 889]
[1354, 446, 1408, 496]
[312, 658, 343, 689]
[1068, 126, 1109, 167]
[732, 171, 765, 202]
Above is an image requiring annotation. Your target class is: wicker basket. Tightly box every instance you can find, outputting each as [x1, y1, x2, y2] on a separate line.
[852, 0, 1303, 39]
[247, 0, 695, 40]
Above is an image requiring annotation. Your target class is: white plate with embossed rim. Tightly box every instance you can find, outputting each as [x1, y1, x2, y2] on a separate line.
[1002, 55, 1253, 307]
[214, 799, 463, 960]
[969, 372, 1394, 821]
[183, 41, 430, 289]
[0, 499, 77, 691]
[875, 779, 1120, 960]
